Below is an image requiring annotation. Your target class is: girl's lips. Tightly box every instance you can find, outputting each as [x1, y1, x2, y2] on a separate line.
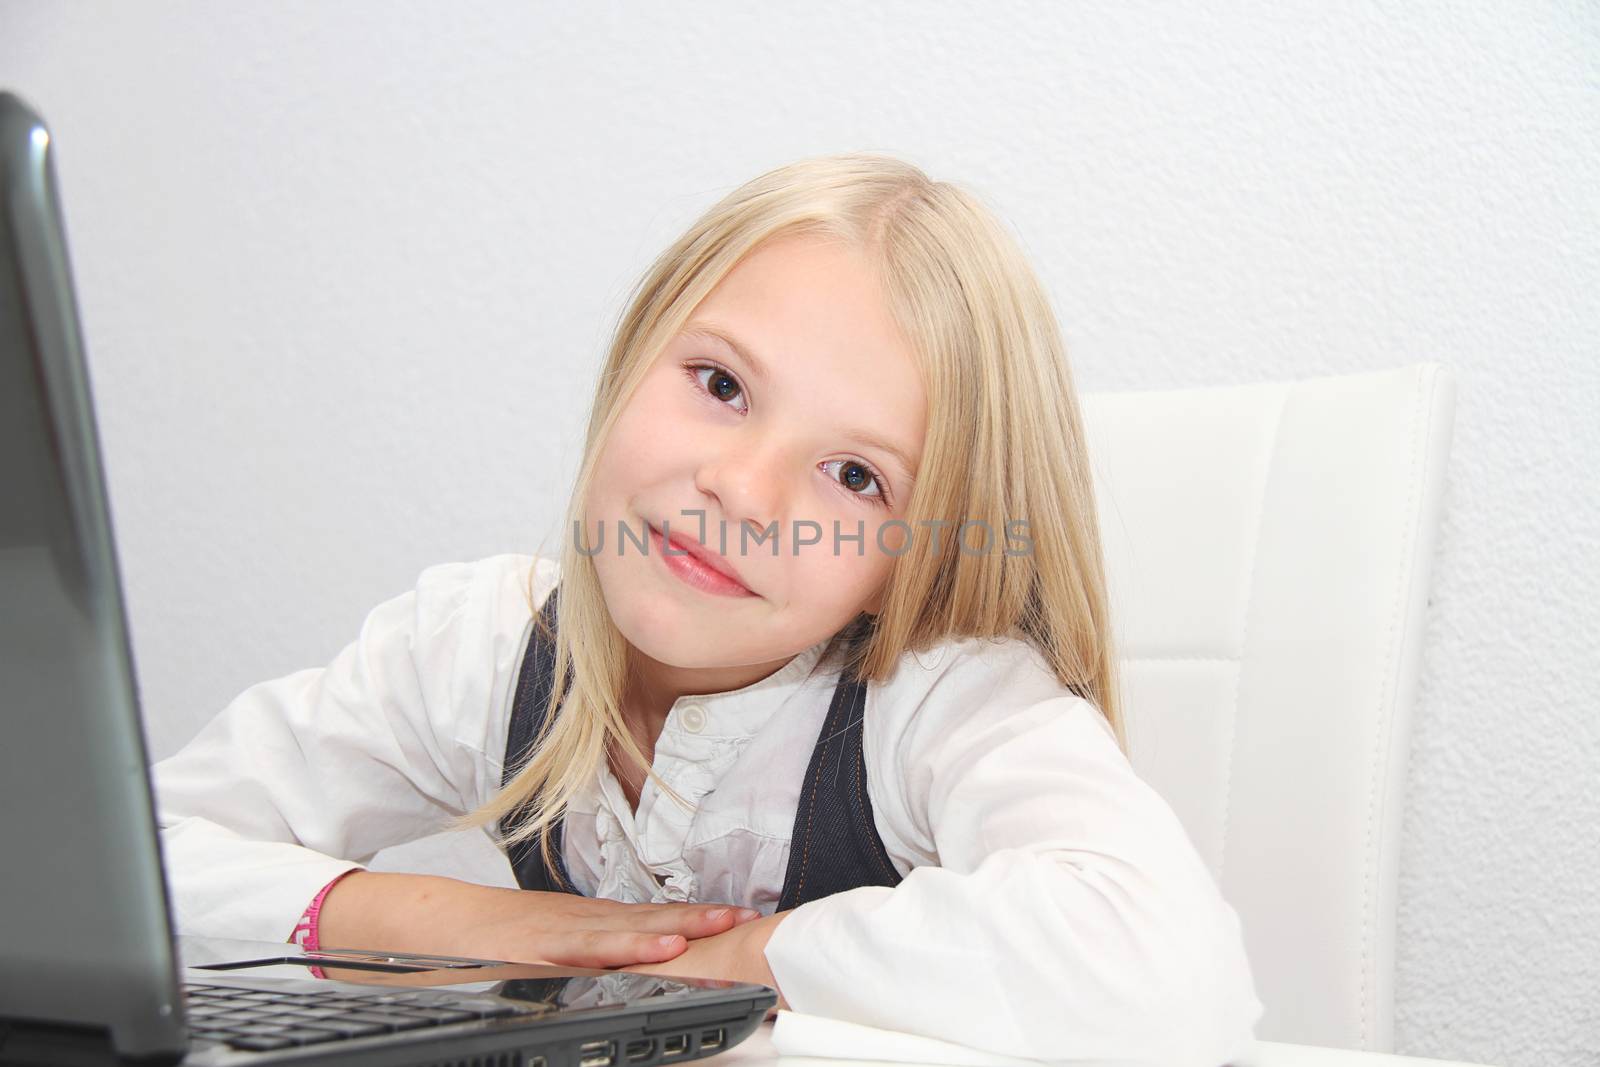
[648, 525, 757, 598]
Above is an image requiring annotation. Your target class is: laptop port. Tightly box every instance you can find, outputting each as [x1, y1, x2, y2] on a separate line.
[624, 1038, 656, 1062]
[580, 1040, 614, 1067]
[662, 1034, 689, 1057]
[700, 1028, 724, 1050]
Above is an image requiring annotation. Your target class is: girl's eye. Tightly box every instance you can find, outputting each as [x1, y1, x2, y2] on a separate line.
[686, 362, 747, 414]
[822, 459, 891, 509]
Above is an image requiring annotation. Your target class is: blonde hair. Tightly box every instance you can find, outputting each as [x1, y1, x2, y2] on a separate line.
[452, 153, 1126, 878]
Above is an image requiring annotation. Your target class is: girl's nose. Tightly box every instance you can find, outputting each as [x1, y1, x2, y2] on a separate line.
[693, 441, 789, 546]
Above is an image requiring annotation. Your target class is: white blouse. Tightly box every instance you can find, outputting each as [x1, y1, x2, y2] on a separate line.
[152, 553, 1264, 1065]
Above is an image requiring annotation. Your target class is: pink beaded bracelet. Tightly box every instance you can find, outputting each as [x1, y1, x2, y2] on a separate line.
[289, 869, 359, 980]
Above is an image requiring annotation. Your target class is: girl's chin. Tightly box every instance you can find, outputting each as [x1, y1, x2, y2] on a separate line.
[613, 610, 727, 657]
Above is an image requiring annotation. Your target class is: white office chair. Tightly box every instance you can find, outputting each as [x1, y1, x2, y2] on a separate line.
[1079, 362, 1457, 1054]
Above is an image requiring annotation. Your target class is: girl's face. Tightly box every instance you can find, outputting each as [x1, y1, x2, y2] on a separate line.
[585, 232, 927, 680]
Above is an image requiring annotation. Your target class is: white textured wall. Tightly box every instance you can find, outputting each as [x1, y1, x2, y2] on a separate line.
[2, 2, 1594, 1064]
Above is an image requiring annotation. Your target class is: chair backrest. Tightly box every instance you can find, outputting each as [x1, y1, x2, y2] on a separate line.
[1079, 363, 1456, 1053]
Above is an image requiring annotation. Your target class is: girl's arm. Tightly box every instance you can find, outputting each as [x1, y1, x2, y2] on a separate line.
[757, 640, 1265, 1067]
[152, 554, 554, 944]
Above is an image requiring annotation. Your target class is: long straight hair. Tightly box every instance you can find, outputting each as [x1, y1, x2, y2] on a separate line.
[451, 154, 1125, 878]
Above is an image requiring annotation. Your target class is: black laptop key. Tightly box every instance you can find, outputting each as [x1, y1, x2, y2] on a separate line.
[403, 1006, 480, 1024]
[190, 1028, 243, 1041]
[345, 1009, 436, 1031]
[231, 1035, 298, 1051]
[275, 1027, 348, 1046]
[294, 1019, 391, 1039]
[337, 1011, 412, 1031]
[368, 1004, 434, 1017]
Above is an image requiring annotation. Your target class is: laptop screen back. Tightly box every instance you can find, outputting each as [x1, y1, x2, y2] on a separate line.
[0, 91, 187, 1057]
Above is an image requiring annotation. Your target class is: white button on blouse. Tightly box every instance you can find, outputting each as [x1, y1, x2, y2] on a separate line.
[678, 703, 707, 733]
[150, 553, 1263, 1066]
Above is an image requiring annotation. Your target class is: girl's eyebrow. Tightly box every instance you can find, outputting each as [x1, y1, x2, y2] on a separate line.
[682, 322, 769, 384]
[843, 428, 918, 480]
[681, 320, 919, 478]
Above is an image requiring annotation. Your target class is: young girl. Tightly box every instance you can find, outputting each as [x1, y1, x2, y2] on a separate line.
[153, 154, 1263, 1065]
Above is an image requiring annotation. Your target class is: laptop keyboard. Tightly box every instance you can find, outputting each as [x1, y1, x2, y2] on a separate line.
[183, 981, 521, 1053]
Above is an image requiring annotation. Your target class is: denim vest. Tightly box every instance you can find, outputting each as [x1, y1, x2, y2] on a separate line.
[499, 585, 904, 910]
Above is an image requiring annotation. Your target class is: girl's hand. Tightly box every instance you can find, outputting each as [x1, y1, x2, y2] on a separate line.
[618, 909, 794, 1012]
[316, 871, 764, 970]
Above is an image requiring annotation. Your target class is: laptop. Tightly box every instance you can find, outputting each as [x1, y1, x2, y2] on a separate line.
[0, 89, 777, 1066]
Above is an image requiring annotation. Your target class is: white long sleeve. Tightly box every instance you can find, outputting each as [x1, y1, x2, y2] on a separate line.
[761, 637, 1264, 1066]
[151, 554, 557, 942]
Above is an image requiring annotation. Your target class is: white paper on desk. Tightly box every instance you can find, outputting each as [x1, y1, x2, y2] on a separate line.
[768, 1011, 1265, 1067]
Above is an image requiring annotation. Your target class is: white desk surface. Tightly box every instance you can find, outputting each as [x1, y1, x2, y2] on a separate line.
[702, 1018, 1500, 1067]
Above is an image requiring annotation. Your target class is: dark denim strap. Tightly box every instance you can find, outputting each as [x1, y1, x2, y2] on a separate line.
[500, 585, 583, 894]
[775, 659, 905, 911]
